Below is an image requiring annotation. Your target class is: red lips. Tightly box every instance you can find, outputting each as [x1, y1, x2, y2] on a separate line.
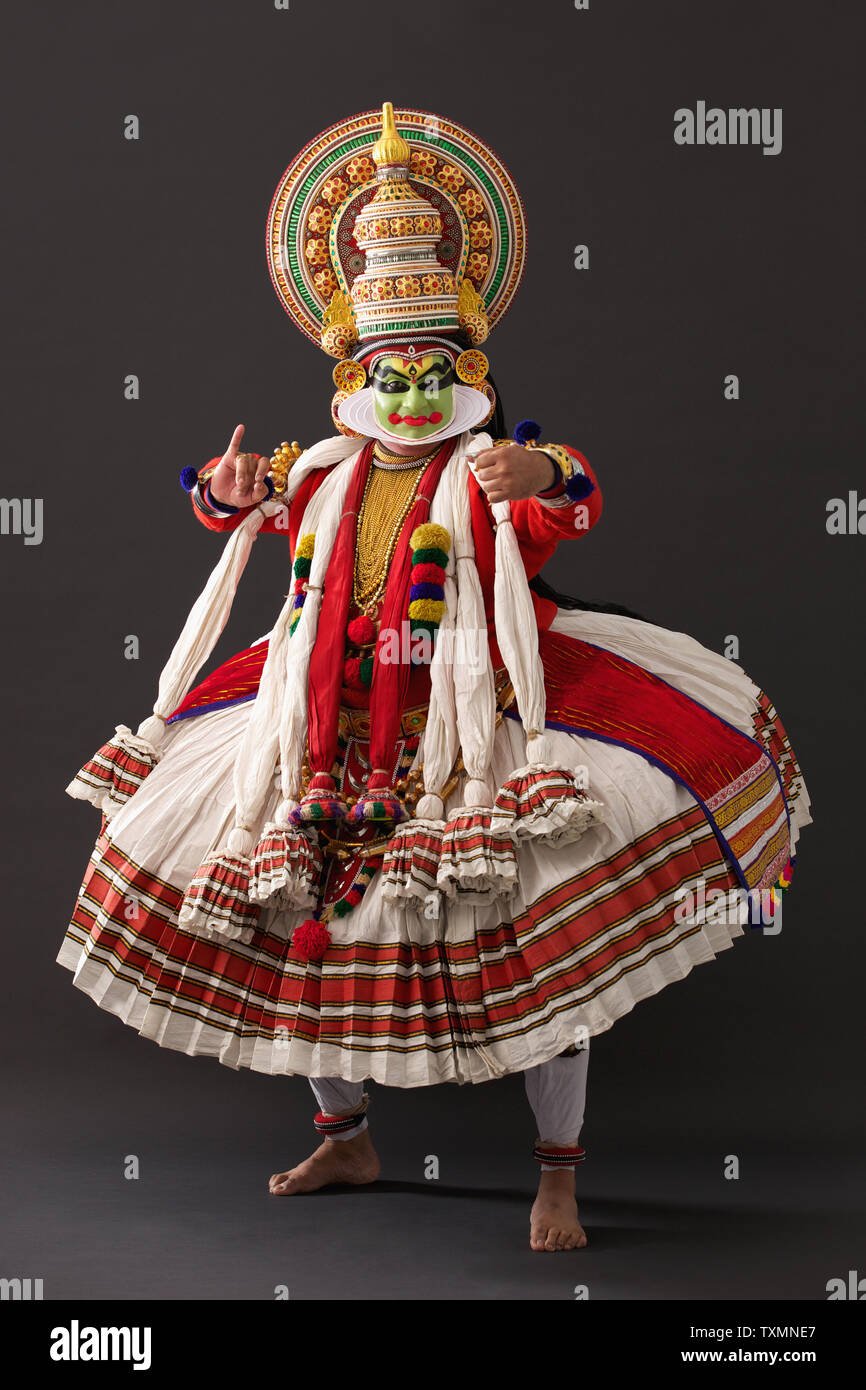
[387, 412, 443, 426]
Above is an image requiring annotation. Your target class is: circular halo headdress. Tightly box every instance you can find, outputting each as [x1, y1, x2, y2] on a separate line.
[267, 102, 527, 371]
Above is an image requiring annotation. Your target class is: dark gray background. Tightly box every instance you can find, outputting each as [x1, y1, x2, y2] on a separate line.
[1, 0, 863, 1300]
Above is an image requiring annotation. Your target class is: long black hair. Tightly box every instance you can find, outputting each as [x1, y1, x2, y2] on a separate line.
[468, 344, 647, 622]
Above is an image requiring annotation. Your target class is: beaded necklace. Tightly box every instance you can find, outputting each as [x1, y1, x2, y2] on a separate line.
[371, 441, 439, 471]
[354, 453, 431, 614]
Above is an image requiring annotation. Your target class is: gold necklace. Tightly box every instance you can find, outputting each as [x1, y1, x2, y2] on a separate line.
[373, 441, 438, 469]
[354, 460, 428, 612]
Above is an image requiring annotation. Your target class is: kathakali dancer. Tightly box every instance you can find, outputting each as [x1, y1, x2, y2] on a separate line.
[59, 103, 811, 1252]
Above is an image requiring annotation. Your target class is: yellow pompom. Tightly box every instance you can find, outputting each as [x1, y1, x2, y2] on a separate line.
[295, 533, 316, 559]
[410, 522, 451, 553]
[408, 598, 446, 621]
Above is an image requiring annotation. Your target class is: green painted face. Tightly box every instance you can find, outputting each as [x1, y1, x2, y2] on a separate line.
[371, 352, 456, 440]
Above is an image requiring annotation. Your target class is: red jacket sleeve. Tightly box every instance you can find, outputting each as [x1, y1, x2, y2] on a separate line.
[509, 447, 602, 561]
[188, 457, 337, 547]
[189, 457, 290, 535]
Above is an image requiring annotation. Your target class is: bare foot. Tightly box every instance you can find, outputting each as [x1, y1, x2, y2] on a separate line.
[268, 1129, 381, 1196]
[530, 1169, 588, 1251]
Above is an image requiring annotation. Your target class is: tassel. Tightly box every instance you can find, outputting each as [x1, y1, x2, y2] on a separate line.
[65, 724, 161, 820]
[249, 799, 323, 907]
[381, 819, 444, 902]
[293, 917, 331, 962]
[436, 806, 518, 903]
[347, 792, 406, 825]
[490, 763, 605, 845]
[178, 827, 260, 943]
[347, 770, 406, 826]
[291, 772, 349, 825]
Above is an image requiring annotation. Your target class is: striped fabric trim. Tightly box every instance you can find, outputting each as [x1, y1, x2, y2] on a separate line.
[178, 853, 260, 940]
[493, 768, 583, 821]
[381, 822, 443, 899]
[437, 810, 518, 900]
[250, 825, 322, 907]
[490, 767, 604, 844]
[58, 801, 746, 1085]
[70, 735, 156, 812]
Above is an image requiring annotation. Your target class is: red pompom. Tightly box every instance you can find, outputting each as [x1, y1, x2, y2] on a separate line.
[410, 562, 445, 585]
[293, 919, 331, 962]
[343, 657, 366, 690]
[345, 888, 363, 906]
[347, 614, 377, 645]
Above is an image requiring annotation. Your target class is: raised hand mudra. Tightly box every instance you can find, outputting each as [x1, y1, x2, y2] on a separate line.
[207, 424, 272, 508]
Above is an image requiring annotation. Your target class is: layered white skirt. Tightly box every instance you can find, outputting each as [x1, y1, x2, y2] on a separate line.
[58, 609, 811, 1087]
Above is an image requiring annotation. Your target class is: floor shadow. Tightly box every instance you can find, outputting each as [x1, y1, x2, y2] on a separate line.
[305, 1179, 532, 1202]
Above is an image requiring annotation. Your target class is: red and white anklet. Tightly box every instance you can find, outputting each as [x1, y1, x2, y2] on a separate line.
[314, 1109, 369, 1142]
[534, 1143, 586, 1171]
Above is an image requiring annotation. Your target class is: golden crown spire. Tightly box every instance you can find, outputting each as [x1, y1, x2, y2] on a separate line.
[371, 101, 411, 169]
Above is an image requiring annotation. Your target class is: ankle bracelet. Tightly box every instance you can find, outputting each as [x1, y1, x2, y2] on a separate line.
[534, 1143, 586, 1170]
[314, 1097, 369, 1141]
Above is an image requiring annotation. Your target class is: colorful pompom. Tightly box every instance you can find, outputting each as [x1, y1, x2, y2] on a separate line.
[295, 533, 316, 559]
[293, 918, 331, 962]
[409, 582, 444, 603]
[514, 418, 542, 447]
[292, 773, 348, 824]
[343, 656, 374, 690]
[565, 472, 595, 502]
[410, 562, 445, 586]
[411, 546, 449, 568]
[410, 522, 451, 554]
[347, 793, 405, 824]
[408, 598, 446, 622]
[347, 614, 377, 646]
[343, 657, 366, 691]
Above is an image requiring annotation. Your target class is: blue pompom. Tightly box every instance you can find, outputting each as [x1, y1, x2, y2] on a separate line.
[179, 466, 199, 492]
[409, 582, 444, 603]
[565, 473, 595, 502]
[514, 418, 542, 447]
[262, 475, 275, 500]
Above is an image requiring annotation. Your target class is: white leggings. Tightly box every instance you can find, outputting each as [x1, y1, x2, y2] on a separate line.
[309, 1047, 589, 1150]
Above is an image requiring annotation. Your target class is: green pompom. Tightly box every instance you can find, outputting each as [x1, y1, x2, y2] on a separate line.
[359, 656, 374, 686]
[293, 555, 312, 579]
[332, 899, 353, 918]
[411, 546, 449, 568]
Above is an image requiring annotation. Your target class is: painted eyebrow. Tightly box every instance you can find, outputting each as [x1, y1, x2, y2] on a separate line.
[374, 365, 450, 381]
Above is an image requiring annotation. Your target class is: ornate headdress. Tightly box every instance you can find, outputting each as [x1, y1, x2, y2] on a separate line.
[267, 102, 527, 440]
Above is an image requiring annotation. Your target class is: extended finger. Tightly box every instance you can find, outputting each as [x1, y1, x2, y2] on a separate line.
[254, 454, 271, 484]
[225, 423, 245, 460]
